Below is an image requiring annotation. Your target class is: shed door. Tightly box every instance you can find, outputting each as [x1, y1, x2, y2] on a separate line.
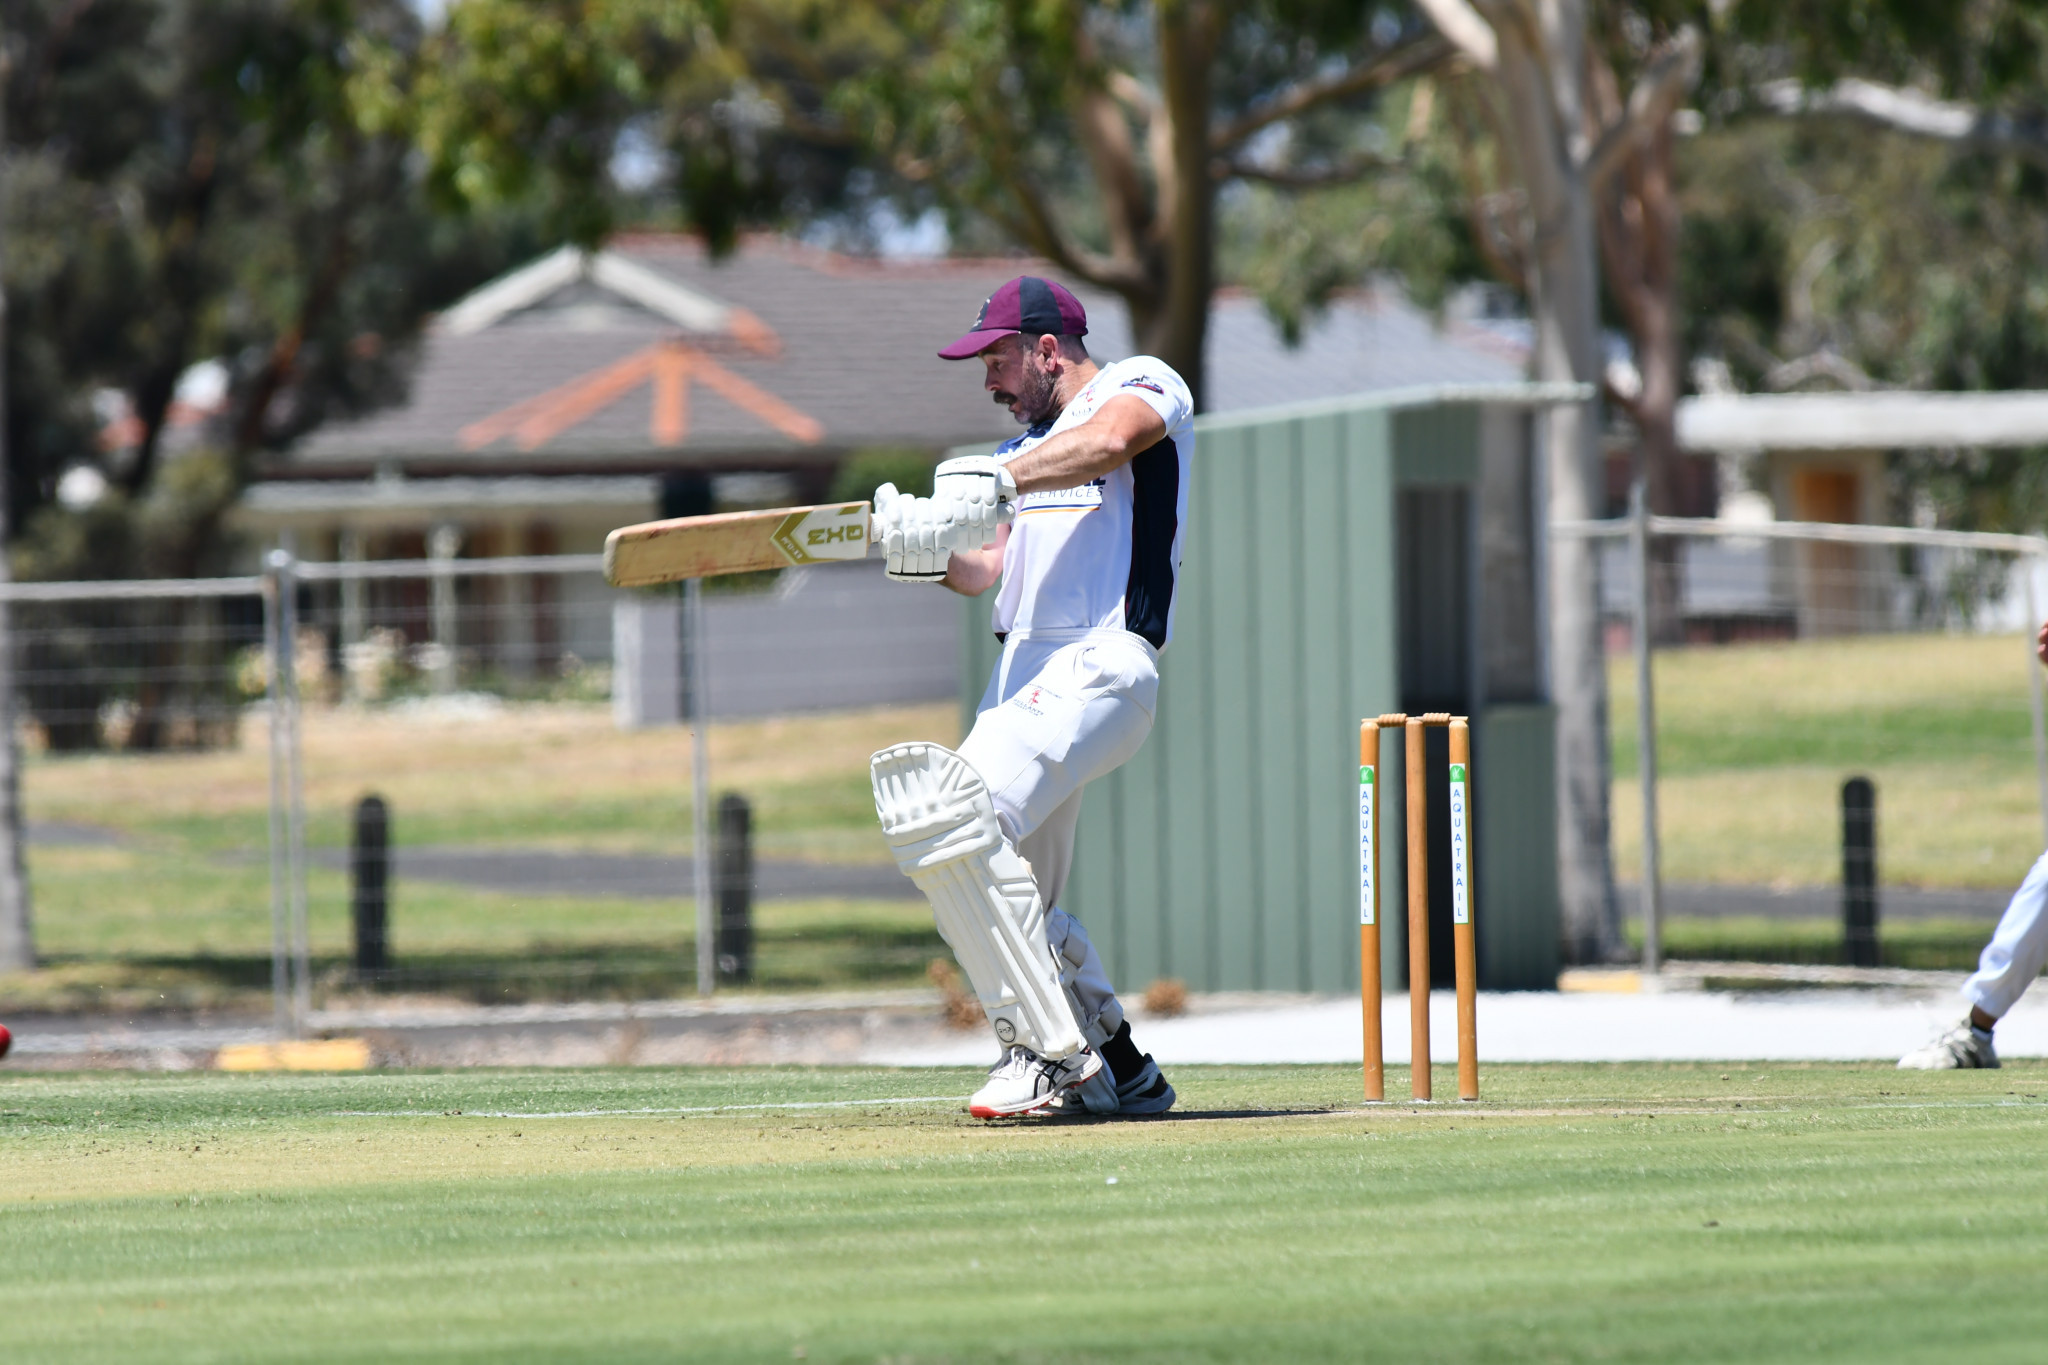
[1398, 487, 1472, 714]
[1398, 486, 1473, 988]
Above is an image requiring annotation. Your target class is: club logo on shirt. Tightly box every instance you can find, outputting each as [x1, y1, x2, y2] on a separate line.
[1121, 377, 1166, 395]
[1017, 479, 1104, 514]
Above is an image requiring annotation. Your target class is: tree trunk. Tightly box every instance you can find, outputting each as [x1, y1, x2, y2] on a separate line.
[1489, 7, 1626, 963]
[1145, 0, 1220, 410]
[0, 55, 35, 973]
[1598, 119, 1686, 645]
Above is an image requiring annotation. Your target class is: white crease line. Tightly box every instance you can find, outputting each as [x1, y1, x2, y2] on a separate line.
[333, 1094, 964, 1119]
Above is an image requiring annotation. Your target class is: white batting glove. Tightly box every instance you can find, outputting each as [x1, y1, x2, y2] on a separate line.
[931, 455, 1018, 551]
[872, 482, 951, 583]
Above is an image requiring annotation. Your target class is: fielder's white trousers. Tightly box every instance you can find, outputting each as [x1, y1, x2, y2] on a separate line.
[957, 627, 1159, 1046]
[1964, 848, 2048, 1020]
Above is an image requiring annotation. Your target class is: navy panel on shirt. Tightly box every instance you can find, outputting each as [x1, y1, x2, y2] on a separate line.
[1122, 436, 1181, 649]
[996, 418, 1054, 456]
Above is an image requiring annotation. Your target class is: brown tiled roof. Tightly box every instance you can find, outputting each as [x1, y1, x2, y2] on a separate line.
[285, 237, 1062, 475]
[280, 235, 1523, 479]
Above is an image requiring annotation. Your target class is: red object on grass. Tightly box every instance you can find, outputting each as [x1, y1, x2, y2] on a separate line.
[0, 1024, 11, 1059]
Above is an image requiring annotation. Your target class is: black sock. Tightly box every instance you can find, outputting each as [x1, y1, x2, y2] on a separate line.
[1101, 1020, 1145, 1086]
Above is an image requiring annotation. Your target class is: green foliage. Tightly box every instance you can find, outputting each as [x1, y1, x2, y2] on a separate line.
[1219, 87, 1488, 338]
[1678, 116, 2048, 528]
[1723, 0, 2048, 99]
[827, 448, 936, 503]
[413, 0, 872, 250]
[3, 0, 544, 541]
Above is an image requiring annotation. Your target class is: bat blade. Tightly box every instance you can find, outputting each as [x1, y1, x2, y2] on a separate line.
[604, 502, 874, 587]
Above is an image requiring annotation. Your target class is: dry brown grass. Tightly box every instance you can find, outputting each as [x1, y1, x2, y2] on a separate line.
[25, 700, 959, 859]
[1141, 978, 1189, 1017]
[925, 958, 985, 1030]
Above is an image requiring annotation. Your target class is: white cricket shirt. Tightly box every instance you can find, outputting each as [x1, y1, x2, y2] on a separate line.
[988, 355, 1195, 649]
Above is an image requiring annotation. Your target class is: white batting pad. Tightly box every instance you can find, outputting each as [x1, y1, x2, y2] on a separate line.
[871, 742, 1085, 1059]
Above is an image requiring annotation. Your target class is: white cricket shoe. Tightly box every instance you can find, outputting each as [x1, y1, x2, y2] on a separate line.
[969, 1045, 1104, 1118]
[1898, 1018, 1999, 1070]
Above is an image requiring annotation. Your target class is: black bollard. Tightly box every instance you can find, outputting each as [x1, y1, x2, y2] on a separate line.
[1842, 776, 1878, 968]
[352, 794, 390, 976]
[715, 792, 754, 983]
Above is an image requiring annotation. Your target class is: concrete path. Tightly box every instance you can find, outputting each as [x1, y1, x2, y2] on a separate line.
[868, 983, 2048, 1068]
[11, 978, 2047, 1072]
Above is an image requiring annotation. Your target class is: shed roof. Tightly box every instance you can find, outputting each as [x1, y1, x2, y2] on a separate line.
[1678, 391, 2048, 452]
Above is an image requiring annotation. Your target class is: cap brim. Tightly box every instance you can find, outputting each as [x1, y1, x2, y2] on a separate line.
[937, 328, 1019, 360]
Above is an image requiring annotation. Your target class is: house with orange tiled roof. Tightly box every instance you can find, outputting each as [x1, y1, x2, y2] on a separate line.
[235, 232, 1524, 564]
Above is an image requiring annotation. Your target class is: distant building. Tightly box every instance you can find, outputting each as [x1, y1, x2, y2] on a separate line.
[232, 235, 1523, 708]
[237, 235, 1524, 561]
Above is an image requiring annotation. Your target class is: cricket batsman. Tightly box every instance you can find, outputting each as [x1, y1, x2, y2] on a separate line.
[1900, 613, 2048, 1068]
[867, 276, 1189, 1118]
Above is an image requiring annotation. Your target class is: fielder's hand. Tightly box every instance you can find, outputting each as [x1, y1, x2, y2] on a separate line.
[872, 483, 951, 583]
[931, 456, 1018, 551]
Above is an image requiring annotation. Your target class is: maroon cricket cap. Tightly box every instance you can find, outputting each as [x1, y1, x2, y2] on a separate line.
[938, 276, 1089, 359]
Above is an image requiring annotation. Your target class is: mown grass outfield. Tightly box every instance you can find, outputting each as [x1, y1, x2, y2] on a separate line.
[6, 1063, 2048, 1363]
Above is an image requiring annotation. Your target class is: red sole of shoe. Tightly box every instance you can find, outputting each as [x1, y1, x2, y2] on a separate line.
[969, 1095, 1061, 1120]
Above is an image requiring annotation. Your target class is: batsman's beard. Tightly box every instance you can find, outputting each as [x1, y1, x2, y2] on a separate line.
[995, 361, 1059, 426]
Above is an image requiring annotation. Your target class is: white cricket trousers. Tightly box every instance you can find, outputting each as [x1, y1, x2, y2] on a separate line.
[957, 627, 1159, 1046]
[1964, 848, 2048, 1019]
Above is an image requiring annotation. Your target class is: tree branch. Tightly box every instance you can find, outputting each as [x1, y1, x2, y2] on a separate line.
[1585, 26, 1701, 190]
[1759, 77, 2048, 167]
[982, 183, 1149, 295]
[1069, 24, 1154, 265]
[1211, 33, 1455, 151]
[940, 93, 1152, 295]
[1765, 348, 1880, 393]
[1214, 149, 1404, 187]
[1413, 0, 1498, 73]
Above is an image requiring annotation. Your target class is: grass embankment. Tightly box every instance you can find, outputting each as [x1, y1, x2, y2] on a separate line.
[1611, 631, 2043, 889]
[4, 1063, 2047, 1362]
[1610, 632, 2047, 966]
[6, 703, 957, 1009]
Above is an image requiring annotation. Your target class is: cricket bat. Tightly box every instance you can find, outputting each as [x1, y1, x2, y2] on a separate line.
[603, 502, 876, 587]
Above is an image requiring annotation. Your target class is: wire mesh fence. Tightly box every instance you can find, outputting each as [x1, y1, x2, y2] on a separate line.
[1562, 509, 2048, 973]
[21, 512, 2040, 1018]
[5, 555, 956, 1030]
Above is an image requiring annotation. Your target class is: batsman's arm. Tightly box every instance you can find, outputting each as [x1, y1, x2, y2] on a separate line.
[944, 523, 1008, 596]
[1002, 395, 1166, 492]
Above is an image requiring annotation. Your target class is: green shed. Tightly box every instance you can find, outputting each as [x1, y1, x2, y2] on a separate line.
[958, 383, 1578, 994]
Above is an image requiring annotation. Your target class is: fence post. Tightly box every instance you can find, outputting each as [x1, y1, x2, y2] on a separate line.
[1628, 476, 1663, 975]
[715, 792, 753, 983]
[685, 578, 714, 996]
[352, 794, 390, 976]
[1842, 776, 1879, 968]
[263, 555, 291, 1036]
[266, 547, 311, 1035]
[428, 522, 460, 694]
